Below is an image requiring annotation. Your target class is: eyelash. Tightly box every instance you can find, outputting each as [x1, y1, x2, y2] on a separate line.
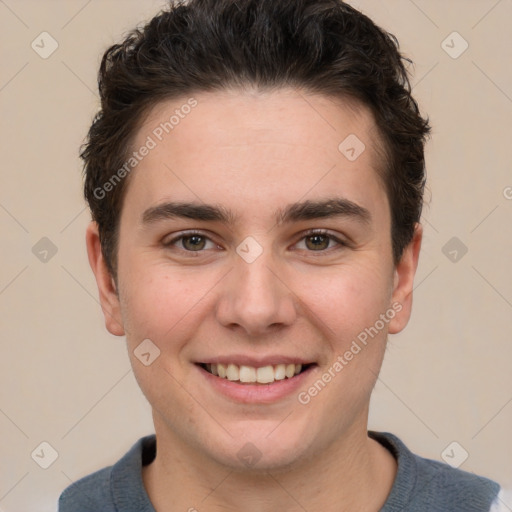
[163, 229, 348, 254]
[294, 229, 348, 252]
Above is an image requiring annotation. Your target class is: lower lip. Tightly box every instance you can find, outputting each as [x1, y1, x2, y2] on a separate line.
[196, 364, 316, 404]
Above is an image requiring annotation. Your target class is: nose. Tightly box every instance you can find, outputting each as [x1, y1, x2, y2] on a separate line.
[215, 252, 297, 337]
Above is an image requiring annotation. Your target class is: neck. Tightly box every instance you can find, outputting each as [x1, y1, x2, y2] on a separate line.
[142, 421, 397, 512]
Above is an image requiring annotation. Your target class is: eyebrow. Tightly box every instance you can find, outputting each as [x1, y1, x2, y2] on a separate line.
[141, 198, 371, 226]
[276, 198, 371, 225]
[142, 202, 235, 224]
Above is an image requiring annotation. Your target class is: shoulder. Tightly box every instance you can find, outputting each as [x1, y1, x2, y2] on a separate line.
[371, 431, 501, 512]
[58, 465, 114, 512]
[416, 455, 500, 507]
[416, 450, 498, 491]
[58, 435, 156, 512]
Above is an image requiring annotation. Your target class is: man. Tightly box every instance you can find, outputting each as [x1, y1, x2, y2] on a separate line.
[59, 0, 506, 510]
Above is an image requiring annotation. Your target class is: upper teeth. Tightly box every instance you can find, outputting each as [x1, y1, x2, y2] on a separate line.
[207, 363, 303, 383]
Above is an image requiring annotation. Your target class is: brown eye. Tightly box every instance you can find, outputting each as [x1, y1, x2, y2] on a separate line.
[181, 235, 207, 251]
[305, 234, 331, 251]
[163, 231, 219, 254]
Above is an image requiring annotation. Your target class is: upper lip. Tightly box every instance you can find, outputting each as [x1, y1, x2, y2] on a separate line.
[197, 355, 315, 367]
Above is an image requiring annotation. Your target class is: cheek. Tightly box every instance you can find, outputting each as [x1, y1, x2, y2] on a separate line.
[118, 267, 211, 407]
[297, 259, 394, 343]
[118, 261, 217, 350]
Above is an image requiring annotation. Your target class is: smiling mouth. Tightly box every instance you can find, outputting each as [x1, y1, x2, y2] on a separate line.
[198, 362, 315, 384]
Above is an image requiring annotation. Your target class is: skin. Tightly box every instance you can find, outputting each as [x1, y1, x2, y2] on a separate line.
[87, 88, 422, 511]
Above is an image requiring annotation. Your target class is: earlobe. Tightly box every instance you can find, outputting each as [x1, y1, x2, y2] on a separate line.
[388, 223, 423, 335]
[85, 222, 125, 336]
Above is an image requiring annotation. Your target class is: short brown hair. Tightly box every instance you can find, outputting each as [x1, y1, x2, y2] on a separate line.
[82, 0, 430, 276]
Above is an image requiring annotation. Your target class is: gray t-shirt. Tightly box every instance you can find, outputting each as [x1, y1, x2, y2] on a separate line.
[59, 431, 501, 511]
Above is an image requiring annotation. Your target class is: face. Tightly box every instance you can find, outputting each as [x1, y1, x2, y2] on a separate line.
[88, 88, 421, 471]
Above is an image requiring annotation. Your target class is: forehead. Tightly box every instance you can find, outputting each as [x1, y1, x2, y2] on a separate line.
[136, 88, 382, 160]
[125, 88, 387, 215]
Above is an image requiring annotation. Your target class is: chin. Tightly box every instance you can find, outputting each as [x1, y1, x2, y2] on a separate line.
[203, 424, 315, 473]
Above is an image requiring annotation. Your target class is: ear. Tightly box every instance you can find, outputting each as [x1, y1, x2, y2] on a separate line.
[387, 223, 423, 334]
[85, 222, 125, 336]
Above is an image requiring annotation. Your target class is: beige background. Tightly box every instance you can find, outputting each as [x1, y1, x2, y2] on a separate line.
[1, 1, 511, 510]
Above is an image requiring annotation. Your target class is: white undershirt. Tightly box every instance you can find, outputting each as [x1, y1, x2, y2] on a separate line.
[489, 489, 512, 512]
